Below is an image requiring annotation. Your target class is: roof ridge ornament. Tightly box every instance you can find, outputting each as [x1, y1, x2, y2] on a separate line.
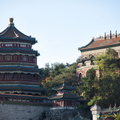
[110, 30, 112, 39]
[9, 18, 14, 26]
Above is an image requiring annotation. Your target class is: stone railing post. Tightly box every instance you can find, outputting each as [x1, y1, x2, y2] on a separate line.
[90, 104, 101, 120]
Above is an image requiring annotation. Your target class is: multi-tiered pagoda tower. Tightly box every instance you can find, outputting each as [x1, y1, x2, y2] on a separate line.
[0, 18, 47, 104]
[48, 83, 82, 110]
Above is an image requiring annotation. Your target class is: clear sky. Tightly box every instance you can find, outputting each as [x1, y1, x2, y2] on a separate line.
[0, 0, 120, 68]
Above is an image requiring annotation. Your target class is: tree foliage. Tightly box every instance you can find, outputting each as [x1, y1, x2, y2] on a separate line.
[78, 48, 120, 108]
[115, 114, 120, 120]
[96, 48, 120, 75]
[41, 63, 79, 95]
[41, 48, 120, 108]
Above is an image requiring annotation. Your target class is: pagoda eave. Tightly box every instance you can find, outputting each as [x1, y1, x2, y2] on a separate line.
[49, 98, 79, 100]
[79, 43, 120, 52]
[0, 81, 41, 85]
[0, 93, 47, 99]
[0, 48, 39, 56]
[52, 84, 76, 91]
[0, 88, 45, 92]
[0, 84, 45, 92]
[0, 38, 36, 45]
[48, 95, 80, 100]
[0, 68, 40, 73]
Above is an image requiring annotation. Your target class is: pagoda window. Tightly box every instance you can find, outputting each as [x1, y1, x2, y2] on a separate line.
[20, 44, 26, 48]
[26, 74, 31, 80]
[29, 56, 33, 62]
[0, 73, 3, 80]
[29, 45, 31, 49]
[39, 99, 43, 102]
[19, 55, 23, 61]
[34, 93, 39, 96]
[66, 100, 71, 106]
[5, 97, 9, 101]
[27, 45, 30, 48]
[5, 55, 12, 61]
[20, 73, 25, 80]
[5, 44, 12, 47]
[33, 56, 36, 63]
[33, 74, 38, 80]
[13, 73, 18, 80]
[23, 56, 28, 61]
[4, 73, 12, 80]
[13, 55, 17, 61]
[0, 55, 3, 61]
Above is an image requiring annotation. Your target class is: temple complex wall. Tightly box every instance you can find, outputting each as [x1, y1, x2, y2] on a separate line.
[81, 46, 120, 59]
[0, 103, 50, 120]
[77, 46, 120, 78]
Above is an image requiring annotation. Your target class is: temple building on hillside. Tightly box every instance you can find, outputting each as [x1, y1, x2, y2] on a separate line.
[48, 83, 84, 110]
[0, 18, 48, 104]
[77, 31, 120, 78]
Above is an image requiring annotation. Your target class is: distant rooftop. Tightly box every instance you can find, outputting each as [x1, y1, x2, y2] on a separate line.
[79, 31, 120, 51]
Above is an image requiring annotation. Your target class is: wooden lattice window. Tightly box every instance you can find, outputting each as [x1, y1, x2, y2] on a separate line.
[4, 73, 11, 80]
[26, 74, 32, 80]
[0, 55, 3, 61]
[13, 73, 18, 80]
[5, 44, 12, 47]
[5, 55, 12, 61]
[13, 55, 17, 61]
[23, 56, 28, 61]
[0, 73, 3, 80]
[33, 74, 38, 80]
[20, 73, 25, 80]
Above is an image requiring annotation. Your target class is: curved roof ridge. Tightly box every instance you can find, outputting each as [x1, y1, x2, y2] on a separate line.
[11, 26, 19, 38]
[0, 18, 36, 45]
[0, 26, 10, 36]
[0, 25, 34, 39]
[52, 83, 76, 91]
[80, 37, 120, 51]
[12, 25, 34, 39]
[78, 39, 94, 50]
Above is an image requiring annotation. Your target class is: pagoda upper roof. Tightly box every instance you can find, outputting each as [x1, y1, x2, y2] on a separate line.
[0, 18, 37, 44]
[48, 92, 81, 100]
[79, 32, 120, 52]
[52, 83, 76, 91]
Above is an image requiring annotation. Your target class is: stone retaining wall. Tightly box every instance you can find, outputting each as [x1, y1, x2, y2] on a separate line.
[0, 103, 50, 120]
